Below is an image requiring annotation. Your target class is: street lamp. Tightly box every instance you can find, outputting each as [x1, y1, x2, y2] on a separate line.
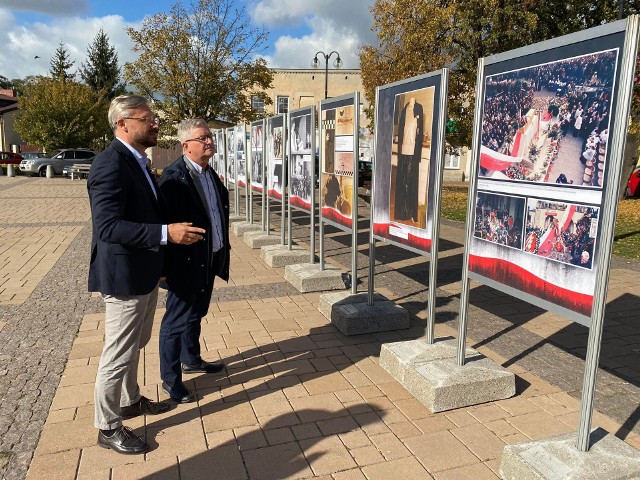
[312, 50, 342, 99]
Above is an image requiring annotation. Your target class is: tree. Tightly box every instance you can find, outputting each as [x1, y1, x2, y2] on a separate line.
[80, 29, 125, 98]
[14, 77, 110, 151]
[49, 42, 75, 82]
[360, 0, 640, 197]
[124, 0, 273, 133]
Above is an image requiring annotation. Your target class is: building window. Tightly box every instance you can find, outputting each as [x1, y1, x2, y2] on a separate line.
[276, 95, 289, 114]
[444, 149, 461, 169]
[251, 95, 265, 113]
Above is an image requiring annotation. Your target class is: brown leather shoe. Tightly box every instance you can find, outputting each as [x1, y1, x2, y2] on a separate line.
[120, 396, 170, 419]
[98, 426, 148, 454]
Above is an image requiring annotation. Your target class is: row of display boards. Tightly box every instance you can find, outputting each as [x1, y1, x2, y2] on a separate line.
[212, 18, 640, 477]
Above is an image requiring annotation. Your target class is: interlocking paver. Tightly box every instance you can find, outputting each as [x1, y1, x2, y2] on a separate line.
[0, 184, 637, 480]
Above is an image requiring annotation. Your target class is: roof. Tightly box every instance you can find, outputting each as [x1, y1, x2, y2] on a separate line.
[0, 95, 18, 115]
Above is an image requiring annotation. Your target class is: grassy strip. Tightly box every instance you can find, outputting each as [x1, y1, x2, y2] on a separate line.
[440, 185, 640, 261]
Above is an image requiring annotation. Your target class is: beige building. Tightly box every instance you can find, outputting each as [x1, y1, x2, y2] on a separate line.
[255, 68, 368, 116]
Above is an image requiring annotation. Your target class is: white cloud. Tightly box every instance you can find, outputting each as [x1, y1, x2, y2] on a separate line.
[0, 9, 139, 80]
[250, 0, 376, 69]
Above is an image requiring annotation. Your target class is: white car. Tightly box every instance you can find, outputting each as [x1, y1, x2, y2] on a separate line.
[19, 148, 96, 177]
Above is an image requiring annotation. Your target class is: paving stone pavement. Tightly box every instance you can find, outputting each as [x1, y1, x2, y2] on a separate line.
[0, 180, 638, 479]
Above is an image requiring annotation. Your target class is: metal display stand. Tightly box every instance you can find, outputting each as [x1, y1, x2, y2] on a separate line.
[453, 16, 640, 479]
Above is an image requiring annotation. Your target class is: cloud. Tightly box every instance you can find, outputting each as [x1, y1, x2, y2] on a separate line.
[0, 0, 89, 16]
[250, 0, 376, 69]
[0, 10, 139, 80]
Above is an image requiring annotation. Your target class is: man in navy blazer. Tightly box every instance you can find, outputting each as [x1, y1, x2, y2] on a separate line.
[88, 95, 206, 454]
[157, 118, 230, 404]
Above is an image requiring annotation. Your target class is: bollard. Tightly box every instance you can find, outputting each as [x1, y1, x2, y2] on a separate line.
[0, 165, 3, 176]
[7, 164, 15, 177]
[46, 165, 54, 178]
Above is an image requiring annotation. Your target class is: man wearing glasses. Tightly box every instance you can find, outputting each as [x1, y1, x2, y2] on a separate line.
[88, 96, 207, 454]
[157, 118, 230, 404]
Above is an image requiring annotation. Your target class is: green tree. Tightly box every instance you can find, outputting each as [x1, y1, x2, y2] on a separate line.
[49, 42, 75, 82]
[124, 0, 273, 132]
[14, 77, 109, 151]
[80, 29, 125, 98]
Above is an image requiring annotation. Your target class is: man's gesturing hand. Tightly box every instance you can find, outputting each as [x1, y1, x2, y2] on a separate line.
[168, 222, 206, 245]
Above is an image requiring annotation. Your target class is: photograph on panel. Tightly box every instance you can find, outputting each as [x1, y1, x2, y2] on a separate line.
[479, 49, 618, 188]
[273, 126, 283, 159]
[389, 87, 435, 229]
[322, 109, 335, 174]
[267, 125, 283, 198]
[473, 192, 526, 250]
[524, 199, 598, 269]
[289, 154, 313, 209]
[322, 174, 353, 219]
[291, 114, 312, 153]
[226, 130, 235, 181]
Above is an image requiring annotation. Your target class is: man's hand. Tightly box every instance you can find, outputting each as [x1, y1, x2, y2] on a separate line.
[168, 222, 206, 245]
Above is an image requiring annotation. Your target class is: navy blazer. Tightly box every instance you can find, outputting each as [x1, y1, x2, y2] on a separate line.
[158, 156, 230, 300]
[87, 139, 164, 296]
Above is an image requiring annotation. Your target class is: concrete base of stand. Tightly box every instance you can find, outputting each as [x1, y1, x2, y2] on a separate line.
[231, 221, 261, 237]
[243, 231, 281, 249]
[229, 214, 245, 224]
[379, 338, 515, 413]
[318, 292, 411, 336]
[284, 263, 348, 293]
[500, 428, 640, 480]
[261, 245, 309, 267]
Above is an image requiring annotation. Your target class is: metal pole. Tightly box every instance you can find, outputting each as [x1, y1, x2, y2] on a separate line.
[576, 15, 639, 452]
[281, 114, 287, 246]
[319, 100, 325, 271]
[426, 68, 449, 344]
[367, 88, 380, 306]
[287, 113, 293, 250]
[324, 58, 329, 99]
[351, 91, 359, 295]
[457, 58, 486, 366]
[310, 108, 316, 264]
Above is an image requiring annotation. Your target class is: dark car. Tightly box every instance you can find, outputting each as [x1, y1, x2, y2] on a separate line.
[0, 151, 23, 165]
[625, 165, 640, 198]
[358, 160, 373, 189]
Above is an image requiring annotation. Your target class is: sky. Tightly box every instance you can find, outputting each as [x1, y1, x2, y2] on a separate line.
[0, 0, 377, 81]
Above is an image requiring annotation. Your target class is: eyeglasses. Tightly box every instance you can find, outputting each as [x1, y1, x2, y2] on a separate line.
[122, 116, 160, 125]
[185, 135, 214, 144]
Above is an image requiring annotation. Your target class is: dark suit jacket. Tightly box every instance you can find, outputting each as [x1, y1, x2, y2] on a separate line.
[158, 156, 230, 303]
[88, 139, 163, 296]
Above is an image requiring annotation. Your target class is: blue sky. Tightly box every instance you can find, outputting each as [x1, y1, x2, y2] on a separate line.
[0, 0, 375, 80]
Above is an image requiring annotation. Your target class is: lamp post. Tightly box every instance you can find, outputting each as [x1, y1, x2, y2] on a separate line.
[312, 50, 342, 99]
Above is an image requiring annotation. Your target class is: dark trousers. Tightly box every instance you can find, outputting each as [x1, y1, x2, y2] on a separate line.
[159, 288, 210, 385]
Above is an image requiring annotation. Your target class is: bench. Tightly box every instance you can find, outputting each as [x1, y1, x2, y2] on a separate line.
[69, 164, 91, 180]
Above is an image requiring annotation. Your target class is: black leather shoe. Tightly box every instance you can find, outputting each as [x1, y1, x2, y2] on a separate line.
[98, 426, 148, 454]
[120, 396, 171, 419]
[162, 381, 194, 403]
[182, 359, 225, 374]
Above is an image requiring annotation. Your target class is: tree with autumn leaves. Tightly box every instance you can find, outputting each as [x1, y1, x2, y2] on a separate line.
[124, 0, 273, 136]
[360, 0, 640, 196]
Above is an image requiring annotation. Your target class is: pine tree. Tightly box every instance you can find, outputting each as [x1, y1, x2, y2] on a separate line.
[49, 42, 75, 82]
[80, 29, 124, 99]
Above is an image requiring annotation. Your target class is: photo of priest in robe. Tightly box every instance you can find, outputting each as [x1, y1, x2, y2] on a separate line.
[389, 89, 434, 228]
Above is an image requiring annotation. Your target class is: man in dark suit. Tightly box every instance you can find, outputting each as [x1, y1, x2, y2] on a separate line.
[88, 95, 206, 455]
[158, 118, 230, 403]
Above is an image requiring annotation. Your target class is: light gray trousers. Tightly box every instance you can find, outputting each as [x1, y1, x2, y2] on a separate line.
[94, 286, 158, 430]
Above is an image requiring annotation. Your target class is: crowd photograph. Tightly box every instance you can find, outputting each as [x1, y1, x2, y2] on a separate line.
[480, 49, 617, 188]
[473, 192, 525, 249]
[524, 200, 598, 269]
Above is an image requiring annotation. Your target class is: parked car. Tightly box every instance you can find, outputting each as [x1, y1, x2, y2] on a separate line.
[20, 152, 46, 160]
[62, 156, 96, 178]
[19, 148, 96, 177]
[358, 160, 373, 189]
[625, 165, 640, 198]
[0, 151, 24, 165]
